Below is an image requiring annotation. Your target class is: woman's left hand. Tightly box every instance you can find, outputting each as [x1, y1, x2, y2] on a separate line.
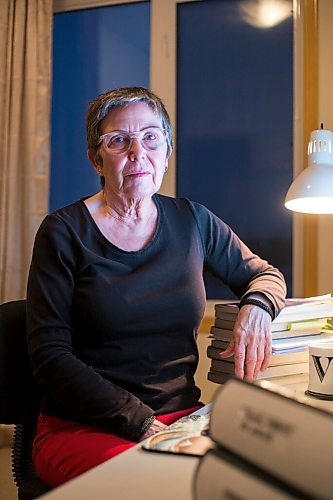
[219, 304, 272, 381]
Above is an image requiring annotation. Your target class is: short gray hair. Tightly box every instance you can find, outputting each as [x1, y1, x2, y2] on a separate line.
[86, 87, 173, 156]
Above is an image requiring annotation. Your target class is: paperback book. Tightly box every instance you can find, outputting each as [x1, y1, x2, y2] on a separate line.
[209, 332, 333, 355]
[214, 316, 296, 333]
[142, 408, 213, 457]
[214, 294, 333, 324]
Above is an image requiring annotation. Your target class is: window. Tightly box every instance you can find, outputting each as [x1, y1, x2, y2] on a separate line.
[176, 0, 293, 297]
[52, 0, 297, 298]
[50, 1, 150, 211]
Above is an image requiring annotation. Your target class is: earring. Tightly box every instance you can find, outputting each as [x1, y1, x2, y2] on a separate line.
[165, 165, 168, 172]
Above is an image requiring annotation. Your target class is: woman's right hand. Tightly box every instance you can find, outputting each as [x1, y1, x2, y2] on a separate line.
[139, 418, 167, 441]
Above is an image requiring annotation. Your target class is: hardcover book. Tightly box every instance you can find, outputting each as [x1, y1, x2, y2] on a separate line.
[207, 378, 333, 499]
[194, 447, 298, 500]
[214, 316, 295, 333]
[207, 344, 309, 366]
[214, 294, 333, 324]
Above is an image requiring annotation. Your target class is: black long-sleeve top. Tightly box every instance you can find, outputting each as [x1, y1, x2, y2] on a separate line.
[27, 194, 286, 440]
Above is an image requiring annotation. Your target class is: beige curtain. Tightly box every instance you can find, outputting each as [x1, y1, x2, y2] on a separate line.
[0, 0, 52, 302]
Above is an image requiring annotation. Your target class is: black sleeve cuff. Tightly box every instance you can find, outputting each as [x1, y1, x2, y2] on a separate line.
[131, 415, 155, 442]
[238, 297, 274, 320]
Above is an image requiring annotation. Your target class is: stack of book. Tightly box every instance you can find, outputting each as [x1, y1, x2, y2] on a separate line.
[208, 294, 333, 384]
[194, 378, 333, 499]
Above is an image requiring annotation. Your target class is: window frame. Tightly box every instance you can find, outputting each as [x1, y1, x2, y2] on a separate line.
[52, 0, 306, 300]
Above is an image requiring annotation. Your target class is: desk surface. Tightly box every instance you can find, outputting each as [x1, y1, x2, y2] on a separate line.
[41, 376, 333, 500]
[43, 442, 199, 500]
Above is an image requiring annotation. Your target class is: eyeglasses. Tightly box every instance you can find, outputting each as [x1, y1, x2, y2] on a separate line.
[98, 127, 166, 154]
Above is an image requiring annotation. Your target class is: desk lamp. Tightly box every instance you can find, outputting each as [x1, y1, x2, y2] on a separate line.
[285, 125, 333, 214]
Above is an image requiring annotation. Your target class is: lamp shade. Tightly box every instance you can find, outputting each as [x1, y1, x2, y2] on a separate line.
[285, 128, 333, 214]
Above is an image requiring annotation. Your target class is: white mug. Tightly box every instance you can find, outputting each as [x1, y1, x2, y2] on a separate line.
[306, 342, 333, 400]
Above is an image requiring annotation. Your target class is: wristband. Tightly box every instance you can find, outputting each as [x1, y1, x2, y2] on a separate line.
[239, 297, 274, 320]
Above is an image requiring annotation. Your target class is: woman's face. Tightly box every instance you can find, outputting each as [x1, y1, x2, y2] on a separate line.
[93, 102, 169, 201]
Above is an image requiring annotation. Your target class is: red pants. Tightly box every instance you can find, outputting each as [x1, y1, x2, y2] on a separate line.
[33, 406, 201, 487]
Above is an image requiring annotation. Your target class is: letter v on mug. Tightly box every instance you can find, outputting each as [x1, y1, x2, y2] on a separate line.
[306, 342, 333, 400]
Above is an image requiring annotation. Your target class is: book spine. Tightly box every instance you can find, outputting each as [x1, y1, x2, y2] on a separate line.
[213, 318, 235, 329]
[211, 339, 229, 350]
[214, 316, 291, 333]
[207, 346, 226, 359]
[208, 370, 231, 384]
[275, 308, 333, 323]
[194, 447, 302, 500]
[210, 326, 233, 341]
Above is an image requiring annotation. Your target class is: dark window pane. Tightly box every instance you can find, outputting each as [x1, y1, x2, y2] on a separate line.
[177, 0, 293, 298]
[51, 3, 150, 212]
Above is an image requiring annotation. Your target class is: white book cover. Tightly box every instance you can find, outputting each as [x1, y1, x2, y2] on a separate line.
[208, 370, 233, 385]
[272, 332, 333, 350]
[208, 378, 333, 499]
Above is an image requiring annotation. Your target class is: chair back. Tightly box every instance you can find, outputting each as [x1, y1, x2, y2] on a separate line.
[0, 300, 41, 424]
[0, 300, 50, 499]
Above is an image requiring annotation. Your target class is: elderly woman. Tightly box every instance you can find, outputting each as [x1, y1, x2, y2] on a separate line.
[27, 87, 286, 487]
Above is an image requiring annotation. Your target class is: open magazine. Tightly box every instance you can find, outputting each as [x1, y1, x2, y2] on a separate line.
[142, 405, 213, 457]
